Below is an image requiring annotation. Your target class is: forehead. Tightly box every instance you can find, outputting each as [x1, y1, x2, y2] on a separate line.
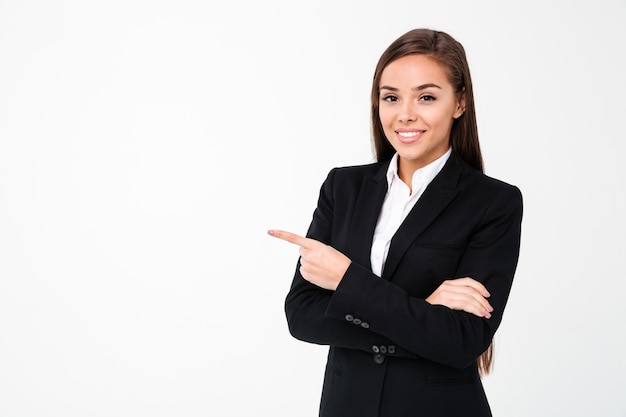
[380, 54, 451, 86]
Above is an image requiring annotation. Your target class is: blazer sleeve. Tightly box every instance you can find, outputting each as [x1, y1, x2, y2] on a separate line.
[284, 169, 410, 356]
[326, 182, 523, 368]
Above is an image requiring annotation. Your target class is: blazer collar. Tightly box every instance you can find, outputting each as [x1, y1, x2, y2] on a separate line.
[347, 159, 392, 270]
[381, 153, 466, 279]
[346, 153, 467, 279]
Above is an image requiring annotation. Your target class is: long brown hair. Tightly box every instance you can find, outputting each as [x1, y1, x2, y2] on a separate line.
[370, 28, 493, 375]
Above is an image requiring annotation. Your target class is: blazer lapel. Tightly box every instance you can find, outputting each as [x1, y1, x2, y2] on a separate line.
[348, 162, 390, 270]
[381, 155, 465, 280]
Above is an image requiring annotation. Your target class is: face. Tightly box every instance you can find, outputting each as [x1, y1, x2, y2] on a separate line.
[378, 54, 465, 179]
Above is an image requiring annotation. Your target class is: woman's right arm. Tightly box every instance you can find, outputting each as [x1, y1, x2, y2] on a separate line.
[284, 168, 406, 355]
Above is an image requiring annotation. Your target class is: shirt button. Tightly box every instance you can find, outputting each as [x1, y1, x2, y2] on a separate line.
[352, 318, 362, 325]
[380, 346, 387, 354]
[388, 345, 396, 354]
[372, 345, 380, 353]
[373, 353, 385, 365]
[361, 322, 370, 329]
[345, 314, 353, 322]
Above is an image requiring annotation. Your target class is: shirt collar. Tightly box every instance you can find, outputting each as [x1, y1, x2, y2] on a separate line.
[385, 148, 452, 189]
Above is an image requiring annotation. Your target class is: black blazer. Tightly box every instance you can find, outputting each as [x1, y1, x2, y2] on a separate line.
[285, 153, 523, 417]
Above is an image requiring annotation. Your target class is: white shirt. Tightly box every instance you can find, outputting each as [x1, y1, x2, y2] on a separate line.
[370, 148, 452, 277]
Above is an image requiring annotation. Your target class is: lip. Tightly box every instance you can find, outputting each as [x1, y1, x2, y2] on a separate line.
[395, 129, 425, 144]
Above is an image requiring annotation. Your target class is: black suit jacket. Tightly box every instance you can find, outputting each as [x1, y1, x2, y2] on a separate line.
[285, 153, 523, 417]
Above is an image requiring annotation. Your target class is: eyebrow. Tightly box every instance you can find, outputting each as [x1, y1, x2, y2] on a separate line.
[379, 83, 442, 92]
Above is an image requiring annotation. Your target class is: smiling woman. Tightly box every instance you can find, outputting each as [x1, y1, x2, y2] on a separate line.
[269, 28, 522, 417]
[378, 54, 466, 189]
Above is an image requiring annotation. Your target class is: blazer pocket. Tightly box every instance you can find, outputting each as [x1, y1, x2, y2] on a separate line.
[412, 241, 465, 251]
[410, 243, 466, 292]
[427, 374, 477, 386]
[426, 364, 479, 386]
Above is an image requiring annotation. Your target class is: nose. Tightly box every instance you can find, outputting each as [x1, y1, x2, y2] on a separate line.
[398, 100, 417, 123]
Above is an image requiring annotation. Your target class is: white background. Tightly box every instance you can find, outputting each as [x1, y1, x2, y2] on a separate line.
[1, 1, 625, 416]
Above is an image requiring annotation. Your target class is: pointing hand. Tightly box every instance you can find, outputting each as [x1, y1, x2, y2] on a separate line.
[268, 229, 351, 291]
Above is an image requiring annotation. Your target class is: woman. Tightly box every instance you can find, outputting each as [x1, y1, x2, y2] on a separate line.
[269, 28, 522, 417]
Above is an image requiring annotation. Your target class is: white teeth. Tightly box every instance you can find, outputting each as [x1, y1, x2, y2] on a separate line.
[398, 131, 421, 138]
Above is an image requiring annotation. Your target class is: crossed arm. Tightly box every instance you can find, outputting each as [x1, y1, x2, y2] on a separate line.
[268, 229, 493, 319]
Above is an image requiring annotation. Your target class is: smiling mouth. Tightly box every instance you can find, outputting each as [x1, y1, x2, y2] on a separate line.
[397, 131, 424, 138]
[396, 130, 426, 143]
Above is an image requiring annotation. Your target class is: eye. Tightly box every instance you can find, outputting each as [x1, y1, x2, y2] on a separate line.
[419, 94, 436, 102]
[381, 94, 398, 102]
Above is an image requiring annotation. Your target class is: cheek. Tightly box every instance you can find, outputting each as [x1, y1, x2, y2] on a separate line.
[423, 110, 453, 130]
[378, 108, 394, 128]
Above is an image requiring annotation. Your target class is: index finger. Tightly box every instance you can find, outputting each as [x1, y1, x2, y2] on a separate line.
[267, 229, 311, 247]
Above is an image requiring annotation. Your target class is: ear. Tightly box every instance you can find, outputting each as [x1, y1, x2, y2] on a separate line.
[454, 88, 466, 119]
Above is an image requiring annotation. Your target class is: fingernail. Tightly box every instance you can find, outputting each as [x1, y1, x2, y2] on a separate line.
[267, 230, 275, 236]
[484, 291, 491, 297]
[485, 311, 492, 319]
